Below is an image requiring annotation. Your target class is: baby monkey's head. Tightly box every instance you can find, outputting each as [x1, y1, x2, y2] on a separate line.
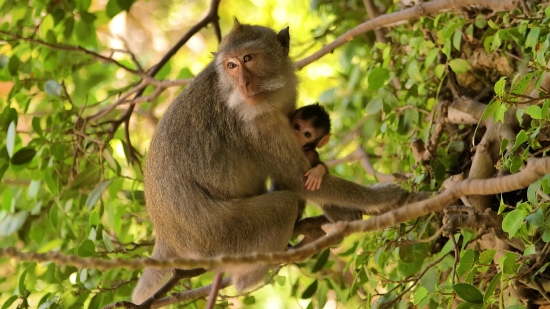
[290, 103, 331, 150]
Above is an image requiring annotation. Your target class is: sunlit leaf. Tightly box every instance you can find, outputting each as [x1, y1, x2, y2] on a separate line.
[525, 105, 542, 119]
[413, 286, 428, 305]
[479, 250, 496, 265]
[0, 211, 28, 236]
[368, 68, 390, 91]
[44, 80, 62, 96]
[6, 121, 15, 157]
[502, 209, 525, 238]
[449, 59, 469, 73]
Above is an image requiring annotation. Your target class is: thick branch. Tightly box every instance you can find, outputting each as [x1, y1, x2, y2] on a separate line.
[295, 0, 518, 69]
[1, 157, 548, 271]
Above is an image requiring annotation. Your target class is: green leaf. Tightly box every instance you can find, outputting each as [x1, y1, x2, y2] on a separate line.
[37, 239, 63, 253]
[242, 295, 255, 305]
[413, 286, 428, 305]
[44, 80, 62, 96]
[452, 30, 462, 50]
[545, 6, 550, 17]
[449, 59, 469, 73]
[0, 211, 28, 236]
[502, 209, 525, 238]
[424, 48, 440, 68]
[525, 27, 540, 49]
[6, 121, 15, 157]
[475, 15, 486, 28]
[79, 12, 96, 23]
[499, 252, 517, 275]
[456, 302, 483, 309]
[86, 180, 113, 209]
[494, 77, 507, 98]
[368, 68, 390, 91]
[479, 250, 496, 264]
[366, 97, 382, 114]
[1, 295, 18, 309]
[300, 280, 318, 299]
[116, 0, 136, 12]
[32, 117, 43, 136]
[40, 14, 55, 38]
[525, 105, 542, 119]
[525, 207, 544, 226]
[77, 0, 92, 12]
[106, 0, 123, 18]
[484, 272, 501, 303]
[511, 73, 534, 95]
[311, 249, 330, 273]
[435, 64, 445, 79]
[276, 275, 286, 286]
[511, 130, 528, 151]
[487, 20, 498, 29]
[63, 16, 75, 38]
[28, 180, 41, 199]
[452, 283, 483, 304]
[71, 165, 101, 189]
[457, 249, 475, 277]
[77, 239, 96, 257]
[11, 147, 37, 165]
[491, 31, 502, 51]
[407, 60, 423, 82]
[17, 268, 29, 297]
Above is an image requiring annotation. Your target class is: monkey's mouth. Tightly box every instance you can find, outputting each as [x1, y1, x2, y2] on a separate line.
[244, 92, 264, 105]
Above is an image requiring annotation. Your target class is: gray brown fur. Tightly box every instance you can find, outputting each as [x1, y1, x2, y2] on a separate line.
[132, 20, 430, 304]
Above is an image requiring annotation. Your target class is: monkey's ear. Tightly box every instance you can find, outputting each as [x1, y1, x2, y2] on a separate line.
[211, 52, 218, 57]
[317, 134, 330, 149]
[277, 27, 290, 56]
[232, 17, 242, 31]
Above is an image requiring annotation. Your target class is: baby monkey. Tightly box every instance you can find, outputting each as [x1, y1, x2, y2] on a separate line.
[290, 103, 331, 191]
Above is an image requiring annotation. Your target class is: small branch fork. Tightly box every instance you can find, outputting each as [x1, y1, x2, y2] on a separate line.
[2, 156, 548, 271]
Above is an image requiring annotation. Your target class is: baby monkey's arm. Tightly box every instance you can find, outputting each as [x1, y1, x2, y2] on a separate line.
[304, 149, 327, 191]
[305, 164, 326, 191]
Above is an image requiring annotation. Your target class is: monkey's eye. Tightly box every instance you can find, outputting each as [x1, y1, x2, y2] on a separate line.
[227, 62, 237, 69]
[294, 124, 300, 130]
[304, 132, 312, 138]
[243, 55, 253, 62]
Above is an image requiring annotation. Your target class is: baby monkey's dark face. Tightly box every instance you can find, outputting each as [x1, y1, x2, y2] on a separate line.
[290, 115, 329, 149]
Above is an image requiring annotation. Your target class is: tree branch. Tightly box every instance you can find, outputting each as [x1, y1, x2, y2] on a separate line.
[295, 0, 518, 70]
[1, 157, 548, 271]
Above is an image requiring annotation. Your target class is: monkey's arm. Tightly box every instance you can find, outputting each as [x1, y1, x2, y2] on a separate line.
[305, 176, 432, 215]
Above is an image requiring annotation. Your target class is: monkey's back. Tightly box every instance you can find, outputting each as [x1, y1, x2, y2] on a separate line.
[144, 63, 268, 252]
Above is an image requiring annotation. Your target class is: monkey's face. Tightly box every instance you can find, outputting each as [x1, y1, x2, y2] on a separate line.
[291, 117, 321, 147]
[222, 53, 263, 106]
[214, 19, 295, 121]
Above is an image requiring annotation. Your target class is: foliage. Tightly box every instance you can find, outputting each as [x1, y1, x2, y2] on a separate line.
[1, 0, 550, 308]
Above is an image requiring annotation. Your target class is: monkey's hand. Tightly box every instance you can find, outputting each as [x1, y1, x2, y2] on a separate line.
[304, 165, 326, 191]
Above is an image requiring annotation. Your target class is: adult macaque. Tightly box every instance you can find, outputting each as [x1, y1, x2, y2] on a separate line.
[132, 19, 430, 304]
